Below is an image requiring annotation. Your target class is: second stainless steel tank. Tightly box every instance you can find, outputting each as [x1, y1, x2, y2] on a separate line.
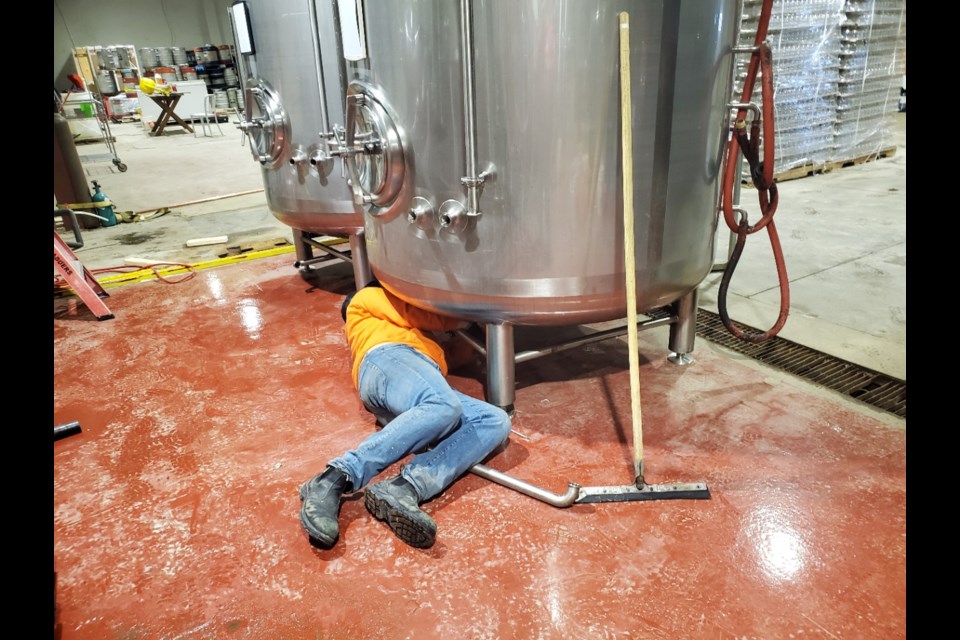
[235, 0, 369, 284]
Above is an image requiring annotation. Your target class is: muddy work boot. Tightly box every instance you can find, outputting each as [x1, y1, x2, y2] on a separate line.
[299, 466, 349, 547]
[364, 475, 437, 548]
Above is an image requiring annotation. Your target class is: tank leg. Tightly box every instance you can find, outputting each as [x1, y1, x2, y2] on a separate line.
[293, 229, 314, 271]
[486, 322, 515, 415]
[349, 231, 372, 289]
[668, 288, 698, 366]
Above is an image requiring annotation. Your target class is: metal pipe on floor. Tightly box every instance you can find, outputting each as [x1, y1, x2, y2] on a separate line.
[54, 421, 82, 441]
[470, 463, 581, 507]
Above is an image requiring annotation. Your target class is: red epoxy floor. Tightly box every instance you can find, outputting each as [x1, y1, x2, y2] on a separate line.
[53, 255, 906, 639]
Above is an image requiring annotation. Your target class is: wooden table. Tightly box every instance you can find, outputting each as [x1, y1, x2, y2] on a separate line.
[147, 93, 194, 136]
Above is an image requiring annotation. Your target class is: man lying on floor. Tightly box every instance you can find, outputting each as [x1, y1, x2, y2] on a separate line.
[298, 280, 511, 549]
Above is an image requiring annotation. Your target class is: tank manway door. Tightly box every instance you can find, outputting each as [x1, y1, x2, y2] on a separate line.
[339, 81, 409, 218]
[240, 78, 289, 168]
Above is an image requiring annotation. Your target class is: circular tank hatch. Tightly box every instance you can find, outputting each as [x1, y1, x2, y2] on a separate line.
[345, 81, 409, 218]
[242, 78, 289, 168]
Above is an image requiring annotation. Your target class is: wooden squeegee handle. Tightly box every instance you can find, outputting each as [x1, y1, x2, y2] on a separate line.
[619, 12, 645, 484]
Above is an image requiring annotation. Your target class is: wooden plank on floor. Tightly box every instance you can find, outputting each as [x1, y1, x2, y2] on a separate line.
[217, 237, 292, 258]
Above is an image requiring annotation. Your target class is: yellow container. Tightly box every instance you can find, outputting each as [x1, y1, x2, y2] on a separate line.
[139, 77, 171, 96]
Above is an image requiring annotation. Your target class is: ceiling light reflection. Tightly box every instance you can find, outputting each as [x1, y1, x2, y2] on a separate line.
[238, 299, 263, 340]
[750, 505, 807, 584]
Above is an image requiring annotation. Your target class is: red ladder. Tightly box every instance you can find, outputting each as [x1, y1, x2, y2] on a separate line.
[53, 230, 114, 320]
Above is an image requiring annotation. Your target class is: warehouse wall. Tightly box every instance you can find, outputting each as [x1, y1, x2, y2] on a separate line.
[53, 0, 237, 90]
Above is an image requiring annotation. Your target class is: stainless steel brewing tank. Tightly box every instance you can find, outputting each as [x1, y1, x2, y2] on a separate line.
[352, 0, 737, 324]
[240, 0, 359, 235]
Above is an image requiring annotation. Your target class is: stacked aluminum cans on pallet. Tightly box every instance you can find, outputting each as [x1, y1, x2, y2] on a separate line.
[835, 0, 906, 160]
[735, 0, 905, 177]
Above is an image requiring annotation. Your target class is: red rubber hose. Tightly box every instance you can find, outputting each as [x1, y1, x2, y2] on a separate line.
[717, 0, 789, 343]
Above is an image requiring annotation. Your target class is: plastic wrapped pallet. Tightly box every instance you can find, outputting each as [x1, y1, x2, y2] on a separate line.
[834, 0, 905, 162]
[735, 0, 845, 176]
[733, 0, 905, 180]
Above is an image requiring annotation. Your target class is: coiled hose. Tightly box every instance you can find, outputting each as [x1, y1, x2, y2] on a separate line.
[718, 0, 790, 343]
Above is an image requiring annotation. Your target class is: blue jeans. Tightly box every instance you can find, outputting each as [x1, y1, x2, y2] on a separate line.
[328, 344, 511, 501]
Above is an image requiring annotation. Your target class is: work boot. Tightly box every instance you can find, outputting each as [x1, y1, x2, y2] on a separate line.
[364, 475, 437, 549]
[298, 466, 349, 547]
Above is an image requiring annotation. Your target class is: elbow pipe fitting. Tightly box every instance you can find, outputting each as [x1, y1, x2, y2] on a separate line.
[470, 463, 581, 508]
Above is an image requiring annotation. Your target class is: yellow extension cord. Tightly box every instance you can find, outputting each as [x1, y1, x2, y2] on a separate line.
[56, 232, 347, 296]
[92, 245, 298, 289]
[58, 201, 114, 209]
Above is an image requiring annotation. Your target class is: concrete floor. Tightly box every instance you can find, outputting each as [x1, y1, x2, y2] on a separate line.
[700, 114, 906, 381]
[54, 113, 906, 638]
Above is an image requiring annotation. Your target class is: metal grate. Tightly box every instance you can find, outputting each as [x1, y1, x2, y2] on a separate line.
[649, 308, 906, 419]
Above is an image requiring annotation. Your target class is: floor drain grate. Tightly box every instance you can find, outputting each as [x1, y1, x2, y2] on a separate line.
[650, 308, 906, 419]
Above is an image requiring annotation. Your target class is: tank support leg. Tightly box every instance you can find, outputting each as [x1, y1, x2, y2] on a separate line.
[293, 229, 314, 269]
[349, 231, 372, 289]
[486, 322, 515, 415]
[668, 289, 698, 366]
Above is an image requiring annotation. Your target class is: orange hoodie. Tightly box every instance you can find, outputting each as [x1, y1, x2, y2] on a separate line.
[344, 286, 464, 389]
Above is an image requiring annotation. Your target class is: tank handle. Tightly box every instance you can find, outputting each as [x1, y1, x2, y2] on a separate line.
[343, 93, 376, 206]
[337, 86, 407, 215]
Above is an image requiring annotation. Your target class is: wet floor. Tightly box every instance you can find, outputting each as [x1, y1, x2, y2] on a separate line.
[53, 255, 905, 639]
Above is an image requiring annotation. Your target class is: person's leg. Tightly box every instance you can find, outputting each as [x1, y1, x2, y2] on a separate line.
[365, 390, 510, 548]
[400, 391, 511, 501]
[301, 344, 458, 547]
[298, 466, 349, 547]
[327, 344, 463, 491]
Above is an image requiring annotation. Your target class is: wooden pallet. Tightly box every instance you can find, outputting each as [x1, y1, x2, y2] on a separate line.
[770, 163, 829, 183]
[765, 146, 898, 184]
[822, 146, 897, 172]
